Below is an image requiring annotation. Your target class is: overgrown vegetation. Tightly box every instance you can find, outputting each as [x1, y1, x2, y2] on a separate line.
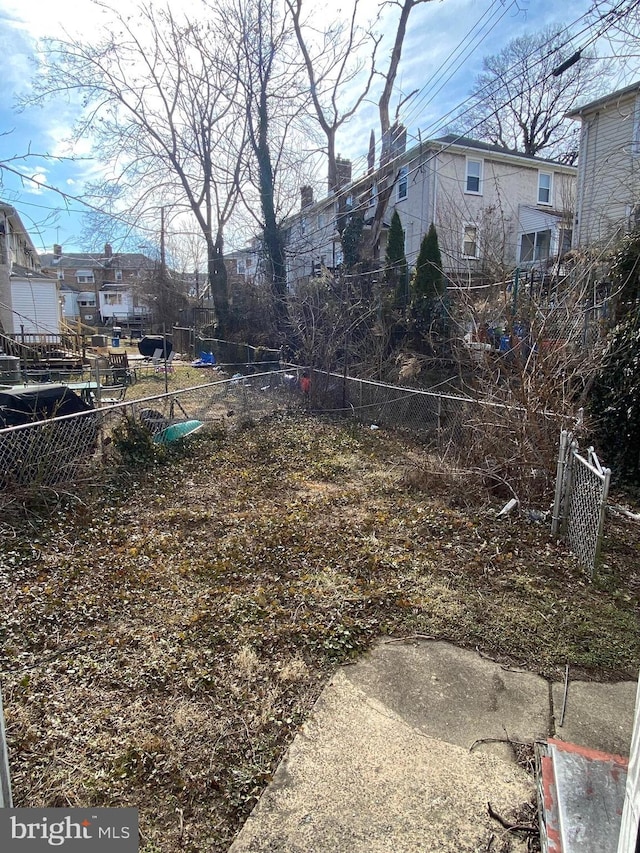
[1, 413, 638, 852]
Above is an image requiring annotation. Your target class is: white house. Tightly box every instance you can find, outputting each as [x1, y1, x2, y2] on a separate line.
[283, 135, 576, 289]
[567, 80, 640, 248]
[0, 203, 61, 337]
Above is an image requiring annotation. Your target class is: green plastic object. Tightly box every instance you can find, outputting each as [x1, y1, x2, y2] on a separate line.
[153, 419, 203, 444]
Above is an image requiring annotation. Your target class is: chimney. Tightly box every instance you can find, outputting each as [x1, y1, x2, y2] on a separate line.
[390, 123, 407, 159]
[301, 186, 314, 209]
[104, 243, 113, 258]
[335, 156, 352, 190]
[368, 130, 376, 175]
[53, 244, 62, 259]
[380, 123, 407, 167]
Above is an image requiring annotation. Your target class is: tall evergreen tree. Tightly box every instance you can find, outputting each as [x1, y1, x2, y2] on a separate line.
[385, 210, 408, 309]
[413, 223, 444, 302]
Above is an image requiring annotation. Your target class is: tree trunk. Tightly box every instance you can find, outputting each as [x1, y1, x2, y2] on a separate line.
[207, 232, 230, 336]
[256, 85, 289, 339]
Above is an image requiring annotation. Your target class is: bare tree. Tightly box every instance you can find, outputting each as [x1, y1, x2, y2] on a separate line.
[585, 0, 640, 82]
[455, 26, 612, 163]
[285, 0, 382, 193]
[225, 0, 311, 340]
[365, 0, 437, 260]
[25, 2, 248, 336]
[287, 0, 435, 264]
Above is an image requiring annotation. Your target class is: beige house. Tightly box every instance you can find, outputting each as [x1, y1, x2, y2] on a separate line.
[40, 244, 155, 331]
[284, 136, 576, 289]
[0, 203, 61, 337]
[567, 80, 640, 249]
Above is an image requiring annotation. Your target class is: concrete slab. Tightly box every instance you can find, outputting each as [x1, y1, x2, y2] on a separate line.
[552, 680, 637, 757]
[343, 640, 550, 760]
[229, 669, 534, 853]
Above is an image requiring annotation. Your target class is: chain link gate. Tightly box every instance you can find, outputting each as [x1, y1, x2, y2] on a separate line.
[552, 429, 612, 575]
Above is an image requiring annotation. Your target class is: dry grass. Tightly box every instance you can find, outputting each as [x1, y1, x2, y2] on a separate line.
[0, 411, 638, 851]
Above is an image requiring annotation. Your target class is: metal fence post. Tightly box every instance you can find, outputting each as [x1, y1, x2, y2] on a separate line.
[0, 683, 13, 808]
[551, 430, 569, 536]
[561, 440, 577, 537]
[593, 466, 612, 574]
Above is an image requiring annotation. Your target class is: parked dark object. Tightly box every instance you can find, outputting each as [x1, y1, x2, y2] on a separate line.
[0, 385, 98, 489]
[0, 384, 93, 428]
[138, 336, 172, 359]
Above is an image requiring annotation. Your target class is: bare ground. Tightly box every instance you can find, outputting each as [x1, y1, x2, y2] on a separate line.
[1, 411, 638, 852]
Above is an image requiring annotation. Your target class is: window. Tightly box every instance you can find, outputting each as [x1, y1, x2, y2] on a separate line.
[318, 213, 325, 229]
[465, 159, 482, 194]
[300, 217, 307, 236]
[104, 293, 123, 305]
[538, 172, 552, 205]
[56, 270, 64, 281]
[397, 167, 408, 201]
[519, 229, 551, 263]
[114, 269, 123, 282]
[76, 269, 94, 284]
[463, 225, 479, 258]
[78, 299, 96, 307]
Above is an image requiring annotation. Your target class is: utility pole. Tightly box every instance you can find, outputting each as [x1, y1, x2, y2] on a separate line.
[158, 206, 167, 333]
[160, 206, 166, 273]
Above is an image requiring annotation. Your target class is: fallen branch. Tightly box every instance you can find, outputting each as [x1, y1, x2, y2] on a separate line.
[610, 504, 640, 523]
[471, 736, 531, 752]
[487, 801, 537, 834]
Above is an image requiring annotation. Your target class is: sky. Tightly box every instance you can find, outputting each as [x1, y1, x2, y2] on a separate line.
[0, 0, 637, 256]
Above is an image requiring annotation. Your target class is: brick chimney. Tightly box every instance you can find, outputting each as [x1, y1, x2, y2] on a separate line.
[53, 244, 62, 259]
[104, 243, 113, 258]
[335, 156, 352, 190]
[301, 186, 314, 209]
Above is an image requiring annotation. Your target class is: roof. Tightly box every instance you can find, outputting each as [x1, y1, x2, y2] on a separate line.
[280, 132, 576, 228]
[100, 282, 131, 291]
[40, 252, 157, 272]
[432, 134, 577, 168]
[9, 264, 56, 282]
[0, 203, 40, 259]
[566, 80, 640, 118]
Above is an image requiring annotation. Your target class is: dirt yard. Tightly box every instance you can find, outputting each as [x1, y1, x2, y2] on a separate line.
[1, 411, 638, 852]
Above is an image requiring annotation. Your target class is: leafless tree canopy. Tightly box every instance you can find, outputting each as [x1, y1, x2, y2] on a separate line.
[25, 2, 249, 334]
[455, 25, 613, 163]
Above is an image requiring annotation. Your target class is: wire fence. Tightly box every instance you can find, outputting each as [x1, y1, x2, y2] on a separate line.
[0, 370, 300, 494]
[0, 369, 609, 574]
[551, 429, 611, 575]
[310, 370, 472, 446]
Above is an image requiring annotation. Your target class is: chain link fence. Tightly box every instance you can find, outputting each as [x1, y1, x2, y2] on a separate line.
[0, 369, 610, 574]
[0, 371, 300, 495]
[310, 371, 564, 499]
[552, 429, 612, 574]
[310, 370, 472, 445]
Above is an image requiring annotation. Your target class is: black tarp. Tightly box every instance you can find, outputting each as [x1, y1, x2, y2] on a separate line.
[0, 384, 93, 428]
[137, 336, 173, 358]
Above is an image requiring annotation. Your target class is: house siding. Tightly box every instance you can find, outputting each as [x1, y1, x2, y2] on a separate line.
[570, 85, 640, 247]
[281, 138, 576, 290]
[389, 144, 574, 276]
[11, 279, 60, 335]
